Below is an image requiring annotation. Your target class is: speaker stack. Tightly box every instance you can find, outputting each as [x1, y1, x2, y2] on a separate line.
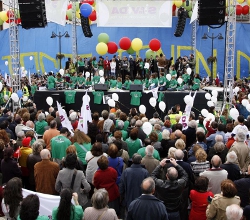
[174, 7, 188, 37]
[80, 15, 93, 38]
[18, 0, 47, 29]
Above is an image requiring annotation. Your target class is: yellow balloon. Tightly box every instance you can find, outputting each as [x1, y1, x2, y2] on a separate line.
[248, 0, 250, 5]
[237, 0, 244, 3]
[0, 11, 8, 22]
[76, 10, 81, 19]
[96, 42, 108, 55]
[131, 38, 143, 51]
[174, 0, 183, 8]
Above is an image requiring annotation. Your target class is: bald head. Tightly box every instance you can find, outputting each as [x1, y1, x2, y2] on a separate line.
[175, 129, 182, 138]
[145, 145, 154, 156]
[167, 167, 178, 181]
[175, 149, 184, 160]
[211, 155, 221, 168]
[26, 120, 34, 129]
[141, 177, 155, 195]
[40, 149, 51, 160]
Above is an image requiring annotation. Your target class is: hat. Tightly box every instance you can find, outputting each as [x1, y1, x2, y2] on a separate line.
[22, 137, 31, 147]
[153, 112, 159, 118]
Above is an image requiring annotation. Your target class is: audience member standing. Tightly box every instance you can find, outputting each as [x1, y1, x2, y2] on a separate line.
[43, 120, 60, 151]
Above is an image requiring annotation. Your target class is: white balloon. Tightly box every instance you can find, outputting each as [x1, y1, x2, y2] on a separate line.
[248, 94, 250, 100]
[29, 56, 33, 61]
[207, 101, 214, 107]
[108, 99, 115, 107]
[85, 72, 90, 78]
[142, 122, 153, 135]
[159, 101, 166, 112]
[45, 111, 49, 117]
[203, 117, 209, 127]
[234, 86, 240, 93]
[211, 90, 218, 97]
[0, 82, 2, 91]
[12, 96, 19, 103]
[4, 95, 9, 100]
[21, 66, 25, 71]
[201, 109, 209, 117]
[207, 113, 215, 122]
[211, 96, 217, 104]
[166, 74, 171, 81]
[99, 70, 104, 77]
[100, 77, 105, 84]
[184, 95, 193, 105]
[205, 93, 211, 100]
[242, 99, 249, 107]
[59, 69, 64, 76]
[4, 61, 8, 66]
[246, 104, 250, 112]
[23, 96, 28, 102]
[187, 67, 192, 75]
[139, 105, 146, 114]
[11, 93, 19, 103]
[46, 96, 53, 106]
[149, 97, 157, 107]
[229, 108, 239, 120]
[112, 93, 119, 101]
[177, 78, 183, 85]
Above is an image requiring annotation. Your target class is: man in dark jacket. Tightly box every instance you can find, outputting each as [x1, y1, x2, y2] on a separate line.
[127, 177, 168, 220]
[151, 157, 188, 220]
[0, 109, 11, 124]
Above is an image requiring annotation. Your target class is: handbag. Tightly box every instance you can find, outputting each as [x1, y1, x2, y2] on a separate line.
[70, 169, 77, 190]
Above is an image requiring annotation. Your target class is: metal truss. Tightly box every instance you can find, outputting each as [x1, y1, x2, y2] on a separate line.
[71, 0, 78, 63]
[191, 0, 197, 57]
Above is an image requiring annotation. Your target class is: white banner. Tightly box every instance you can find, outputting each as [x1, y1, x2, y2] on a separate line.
[45, 0, 69, 26]
[96, 0, 172, 27]
[22, 189, 60, 218]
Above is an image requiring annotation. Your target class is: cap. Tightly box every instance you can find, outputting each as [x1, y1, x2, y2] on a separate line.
[22, 137, 31, 147]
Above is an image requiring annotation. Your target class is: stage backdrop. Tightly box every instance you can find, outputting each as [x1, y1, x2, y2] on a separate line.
[0, 18, 250, 80]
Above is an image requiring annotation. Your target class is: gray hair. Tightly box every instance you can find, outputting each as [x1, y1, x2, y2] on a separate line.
[168, 147, 177, 158]
[130, 118, 136, 127]
[226, 151, 237, 163]
[145, 145, 154, 156]
[38, 113, 45, 122]
[50, 120, 57, 128]
[91, 188, 109, 209]
[214, 142, 225, 153]
[215, 134, 223, 143]
[167, 167, 178, 181]
[162, 129, 170, 140]
[153, 123, 161, 131]
[135, 120, 143, 127]
[175, 149, 184, 160]
[40, 149, 50, 159]
[236, 132, 246, 142]
[141, 177, 155, 194]
[196, 127, 205, 134]
[101, 110, 109, 120]
[226, 204, 243, 220]
[32, 140, 44, 155]
[109, 113, 115, 121]
[117, 120, 124, 130]
[188, 120, 197, 129]
[26, 120, 34, 129]
[17, 131, 25, 139]
[132, 153, 142, 164]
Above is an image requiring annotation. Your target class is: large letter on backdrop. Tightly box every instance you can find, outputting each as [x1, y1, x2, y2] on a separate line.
[96, 0, 172, 27]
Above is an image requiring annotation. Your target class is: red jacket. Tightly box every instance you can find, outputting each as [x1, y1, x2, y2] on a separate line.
[104, 60, 110, 70]
[205, 121, 217, 138]
[93, 167, 119, 202]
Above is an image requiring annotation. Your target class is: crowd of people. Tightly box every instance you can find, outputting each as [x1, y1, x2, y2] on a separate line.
[0, 93, 248, 220]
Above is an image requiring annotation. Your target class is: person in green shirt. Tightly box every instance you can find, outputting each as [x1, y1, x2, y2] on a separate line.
[177, 77, 185, 91]
[30, 81, 37, 97]
[137, 58, 144, 79]
[104, 77, 110, 87]
[169, 64, 177, 78]
[192, 73, 201, 91]
[116, 77, 123, 89]
[144, 74, 150, 90]
[35, 113, 48, 136]
[122, 75, 132, 90]
[158, 72, 166, 91]
[167, 76, 178, 91]
[130, 91, 142, 106]
[52, 189, 83, 220]
[98, 56, 104, 70]
[134, 76, 143, 85]
[70, 72, 78, 89]
[109, 76, 117, 89]
[148, 73, 158, 90]
[77, 72, 85, 89]
[137, 146, 160, 160]
[92, 72, 100, 85]
[55, 73, 64, 90]
[47, 72, 55, 90]
[85, 77, 92, 87]
[125, 128, 143, 158]
[77, 57, 85, 73]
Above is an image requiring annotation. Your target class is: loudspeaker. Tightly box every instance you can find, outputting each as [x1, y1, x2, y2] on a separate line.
[130, 84, 143, 91]
[18, 0, 47, 29]
[198, 0, 225, 25]
[94, 84, 108, 91]
[174, 7, 188, 37]
[80, 15, 93, 38]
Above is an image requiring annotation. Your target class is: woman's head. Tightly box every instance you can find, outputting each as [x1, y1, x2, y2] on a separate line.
[97, 155, 109, 170]
[0, 130, 10, 145]
[149, 132, 158, 143]
[214, 142, 225, 153]
[168, 147, 177, 158]
[66, 145, 77, 155]
[31, 141, 43, 155]
[221, 179, 237, 198]
[19, 194, 40, 220]
[65, 153, 77, 169]
[73, 130, 91, 144]
[91, 142, 103, 156]
[162, 130, 170, 140]
[91, 188, 109, 209]
[175, 139, 186, 150]
[108, 144, 118, 158]
[26, 130, 35, 139]
[195, 149, 207, 162]
[37, 113, 45, 122]
[129, 128, 138, 140]
[4, 147, 14, 161]
[194, 176, 209, 192]
[57, 188, 73, 220]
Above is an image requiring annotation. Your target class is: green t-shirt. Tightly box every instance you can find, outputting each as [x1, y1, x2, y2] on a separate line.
[71, 76, 78, 84]
[48, 75, 55, 89]
[110, 79, 117, 88]
[117, 82, 122, 89]
[144, 78, 149, 88]
[149, 78, 158, 87]
[124, 80, 132, 90]
[86, 80, 92, 86]
[137, 147, 160, 160]
[159, 76, 166, 86]
[52, 205, 83, 220]
[92, 76, 100, 85]
[74, 142, 92, 165]
[182, 74, 190, 84]
[169, 79, 178, 88]
[51, 135, 71, 160]
[92, 60, 98, 68]
[31, 85, 37, 95]
[64, 90, 77, 104]
[125, 138, 142, 158]
[35, 120, 48, 135]
[92, 91, 104, 104]
[77, 76, 85, 85]
[78, 60, 85, 67]
[130, 92, 142, 106]
[192, 78, 201, 90]
[121, 130, 128, 141]
[158, 92, 164, 102]
[134, 79, 143, 85]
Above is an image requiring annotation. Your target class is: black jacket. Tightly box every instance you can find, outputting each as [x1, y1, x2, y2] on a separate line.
[151, 164, 188, 212]
[1, 158, 22, 184]
[221, 163, 241, 182]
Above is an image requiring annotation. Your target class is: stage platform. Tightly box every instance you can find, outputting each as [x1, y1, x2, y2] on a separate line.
[34, 89, 207, 119]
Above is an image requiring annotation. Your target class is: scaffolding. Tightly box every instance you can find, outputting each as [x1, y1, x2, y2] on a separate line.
[8, 0, 20, 92]
[71, 0, 78, 63]
[191, 0, 197, 57]
[222, 0, 236, 109]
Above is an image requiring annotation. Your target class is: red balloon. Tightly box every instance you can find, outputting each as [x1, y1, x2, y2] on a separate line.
[67, 4, 72, 9]
[172, 4, 176, 12]
[119, 37, 131, 50]
[236, 5, 242, 15]
[89, 10, 96, 21]
[242, 5, 249, 15]
[149, 38, 161, 51]
[81, 0, 94, 5]
[7, 10, 14, 18]
[107, 42, 118, 54]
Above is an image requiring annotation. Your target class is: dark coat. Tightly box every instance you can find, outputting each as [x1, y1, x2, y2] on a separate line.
[0, 158, 22, 184]
[177, 161, 195, 186]
[221, 163, 241, 182]
[127, 195, 169, 220]
[207, 147, 229, 164]
[234, 177, 250, 207]
[183, 127, 196, 149]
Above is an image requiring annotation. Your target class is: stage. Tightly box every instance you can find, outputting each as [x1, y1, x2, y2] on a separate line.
[34, 89, 207, 119]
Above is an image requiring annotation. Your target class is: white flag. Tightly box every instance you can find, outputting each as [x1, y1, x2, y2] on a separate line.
[77, 92, 92, 134]
[56, 101, 74, 135]
[151, 87, 159, 100]
[28, 70, 31, 85]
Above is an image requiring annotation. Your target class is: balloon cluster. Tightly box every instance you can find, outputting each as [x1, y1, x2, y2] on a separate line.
[205, 90, 218, 107]
[66, 0, 96, 22]
[0, 10, 21, 25]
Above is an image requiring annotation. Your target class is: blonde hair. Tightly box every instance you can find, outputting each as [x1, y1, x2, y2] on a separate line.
[175, 139, 186, 150]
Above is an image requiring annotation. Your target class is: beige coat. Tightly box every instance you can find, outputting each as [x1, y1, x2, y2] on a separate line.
[141, 155, 160, 174]
[206, 194, 240, 220]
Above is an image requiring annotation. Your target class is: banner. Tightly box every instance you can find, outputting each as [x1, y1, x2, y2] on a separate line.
[22, 188, 60, 218]
[77, 92, 92, 134]
[56, 101, 74, 135]
[96, 0, 172, 27]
